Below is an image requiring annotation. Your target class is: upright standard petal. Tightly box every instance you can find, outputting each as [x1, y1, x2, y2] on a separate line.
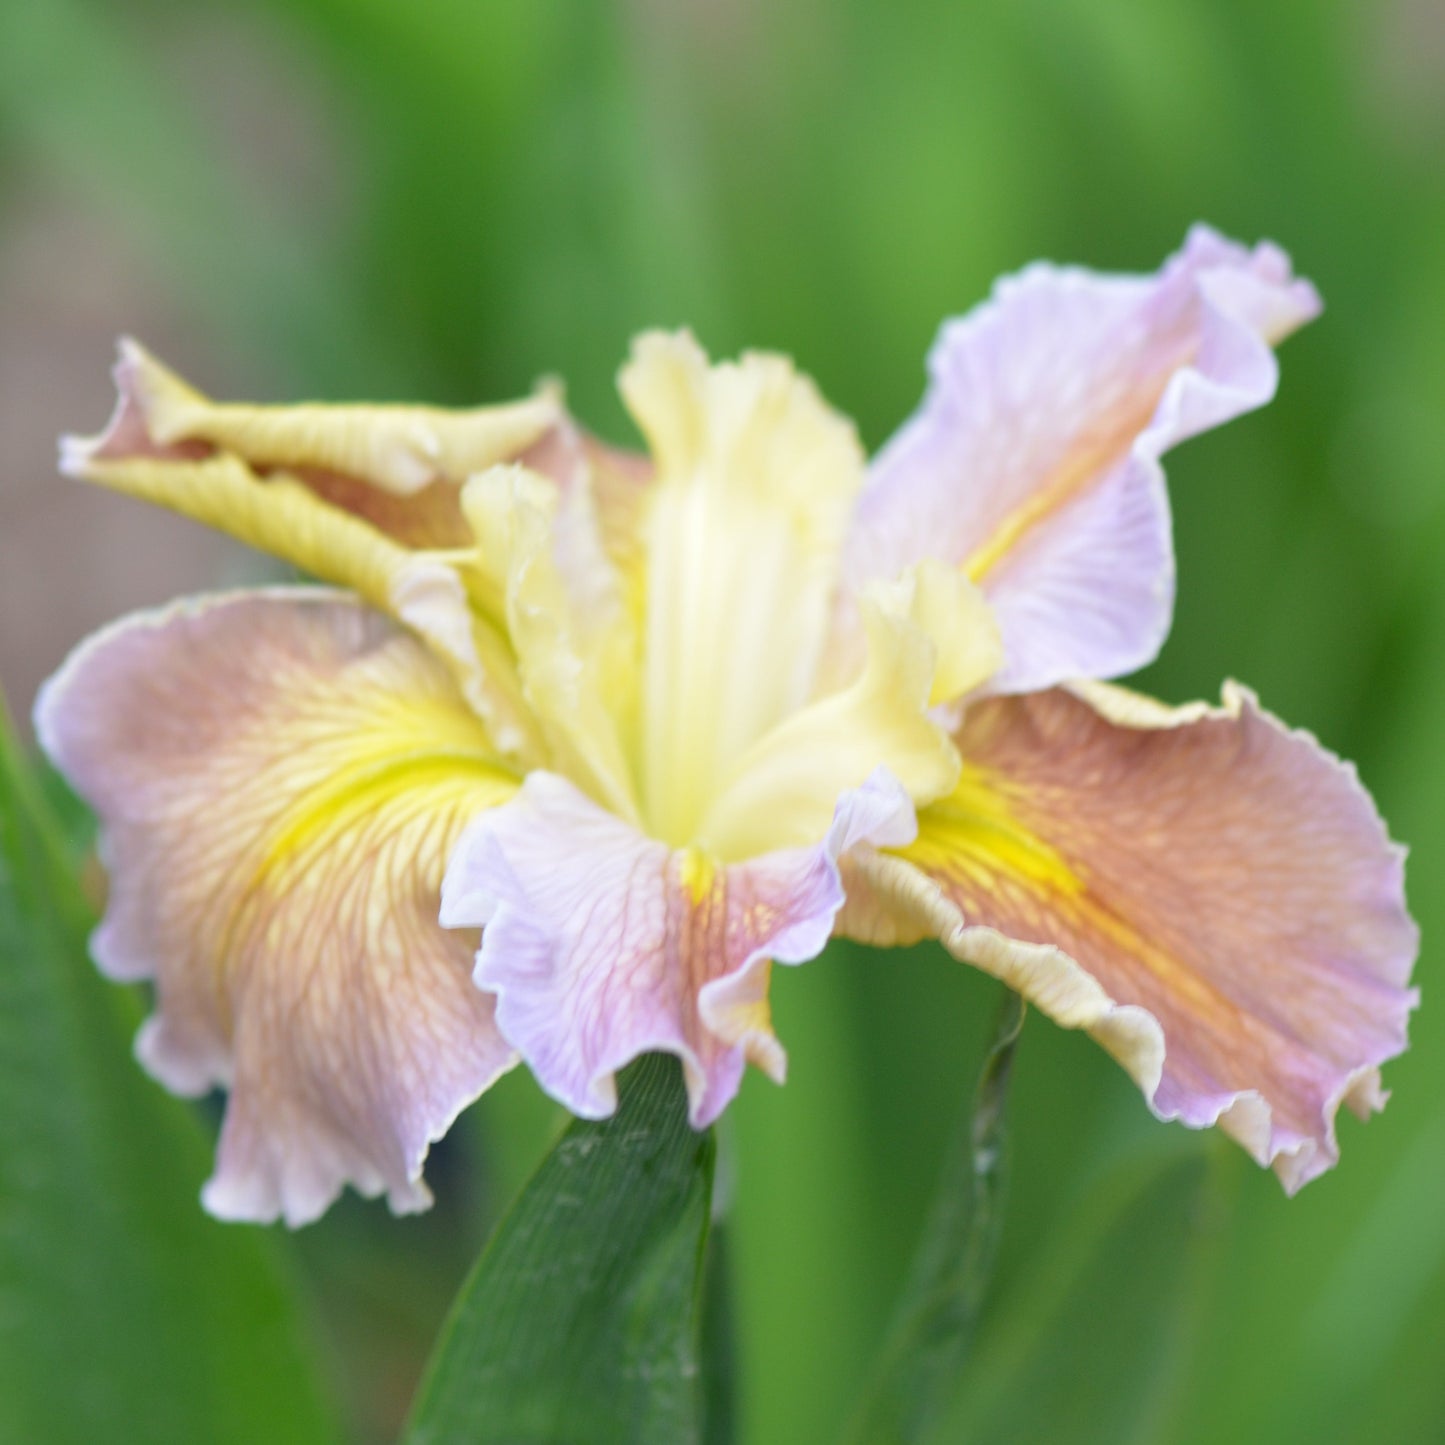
[35, 590, 519, 1225]
[461, 465, 640, 822]
[841, 684, 1418, 1191]
[622, 330, 867, 845]
[441, 770, 916, 1129]
[843, 227, 1321, 693]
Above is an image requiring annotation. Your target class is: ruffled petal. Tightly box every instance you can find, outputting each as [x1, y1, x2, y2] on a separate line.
[842, 226, 1321, 693]
[440, 769, 916, 1127]
[622, 330, 867, 845]
[840, 683, 1418, 1191]
[34, 589, 519, 1225]
[461, 465, 639, 822]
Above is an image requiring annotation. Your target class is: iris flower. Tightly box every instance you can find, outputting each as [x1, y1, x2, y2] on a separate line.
[36, 226, 1417, 1227]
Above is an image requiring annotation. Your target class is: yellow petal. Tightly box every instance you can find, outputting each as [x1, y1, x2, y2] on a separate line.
[102, 338, 558, 496]
[696, 575, 972, 860]
[621, 331, 866, 846]
[461, 465, 640, 822]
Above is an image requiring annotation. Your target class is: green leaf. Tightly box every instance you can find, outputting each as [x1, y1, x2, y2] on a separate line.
[699, 1219, 738, 1445]
[404, 1052, 716, 1445]
[0, 701, 339, 1445]
[931, 1143, 1232, 1445]
[845, 987, 1026, 1445]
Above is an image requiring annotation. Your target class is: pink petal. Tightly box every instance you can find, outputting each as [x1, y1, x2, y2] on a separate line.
[844, 683, 1417, 1191]
[843, 226, 1321, 693]
[35, 589, 519, 1225]
[441, 769, 916, 1127]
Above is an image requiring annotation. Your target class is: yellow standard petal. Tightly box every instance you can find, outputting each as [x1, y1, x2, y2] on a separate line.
[621, 330, 866, 846]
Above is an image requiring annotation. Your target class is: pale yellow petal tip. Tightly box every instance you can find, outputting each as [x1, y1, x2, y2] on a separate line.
[867, 558, 1004, 706]
[618, 326, 865, 486]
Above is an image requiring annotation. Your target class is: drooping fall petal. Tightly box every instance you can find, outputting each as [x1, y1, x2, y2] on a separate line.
[840, 683, 1418, 1191]
[440, 769, 916, 1128]
[841, 226, 1321, 694]
[35, 590, 519, 1225]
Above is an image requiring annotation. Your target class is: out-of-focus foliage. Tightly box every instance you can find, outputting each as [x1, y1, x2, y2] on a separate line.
[0, 1, 1441, 1442]
[0, 704, 339, 1445]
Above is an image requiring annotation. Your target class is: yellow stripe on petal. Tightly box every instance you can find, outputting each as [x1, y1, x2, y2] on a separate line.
[843, 684, 1417, 1192]
[35, 590, 520, 1226]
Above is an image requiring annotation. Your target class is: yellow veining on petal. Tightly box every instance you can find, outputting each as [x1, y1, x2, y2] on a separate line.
[678, 847, 719, 906]
[897, 761, 1250, 1031]
[260, 754, 514, 875]
[962, 362, 1181, 583]
[900, 764, 1082, 897]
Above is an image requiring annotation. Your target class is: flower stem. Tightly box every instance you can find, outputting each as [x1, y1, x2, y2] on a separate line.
[844, 986, 1027, 1444]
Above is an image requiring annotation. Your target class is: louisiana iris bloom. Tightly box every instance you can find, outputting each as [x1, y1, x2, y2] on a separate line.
[36, 226, 1418, 1227]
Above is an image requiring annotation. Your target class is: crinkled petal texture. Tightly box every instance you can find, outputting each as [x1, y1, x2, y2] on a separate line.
[839, 225, 1321, 694]
[841, 683, 1418, 1192]
[35, 589, 520, 1225]
[441, 769, 917, 1127]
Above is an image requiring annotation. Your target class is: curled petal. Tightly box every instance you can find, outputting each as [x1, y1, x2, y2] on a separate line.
[78, 338, 558, 512]
[60, 341, 639, 762]
[840, 683, 1418, 1191]
[35, 590, 519, 1225]
[842, 226, 1321, 693]
[441, 769, 916, 1127]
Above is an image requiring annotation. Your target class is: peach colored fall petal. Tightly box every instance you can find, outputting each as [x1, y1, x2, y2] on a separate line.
[441, 769, 916, 1127]
[839, 226, 1321, 694]
[35, 589, 519, 1225]
[839, 682, 1418, 1191]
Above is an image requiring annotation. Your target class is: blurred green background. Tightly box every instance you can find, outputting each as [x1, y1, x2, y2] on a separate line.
[1, 1, 1442, 1442]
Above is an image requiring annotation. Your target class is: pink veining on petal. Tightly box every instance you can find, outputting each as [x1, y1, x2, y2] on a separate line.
[441, 769, 916, 1127]
[840, 225, 1321, 694]
[872, 683, 1417, 1192]
[34, 589, 517, 1226]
